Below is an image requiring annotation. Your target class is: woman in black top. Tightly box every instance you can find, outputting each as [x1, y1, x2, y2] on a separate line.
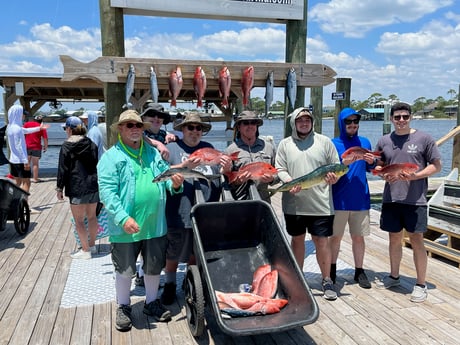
[56, 116, 99, 259]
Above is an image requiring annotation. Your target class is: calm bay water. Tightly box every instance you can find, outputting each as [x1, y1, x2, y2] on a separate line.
[0, 119, 457, 178]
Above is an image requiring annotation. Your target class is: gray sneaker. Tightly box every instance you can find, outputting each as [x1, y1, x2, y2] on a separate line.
[115, 304, 132, 332]
[322, 278, 337, 301]
[410, 285, 427, 303]
[143, 299, 172, 322]
[376, 276, 400, 289]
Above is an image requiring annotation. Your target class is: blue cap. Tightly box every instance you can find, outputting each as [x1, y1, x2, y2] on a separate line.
[340, 107, 361, 119]
[64, 116, 83, 129]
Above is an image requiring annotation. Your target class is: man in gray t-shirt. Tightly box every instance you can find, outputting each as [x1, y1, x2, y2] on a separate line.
[374, 102, 441, 303]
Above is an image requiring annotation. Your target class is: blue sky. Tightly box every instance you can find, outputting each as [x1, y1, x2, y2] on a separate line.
[1, 0, 459, 112]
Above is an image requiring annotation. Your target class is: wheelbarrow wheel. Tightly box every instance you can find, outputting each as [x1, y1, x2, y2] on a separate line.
[185, 265, 205, 337]
[14, 198, 30, 235]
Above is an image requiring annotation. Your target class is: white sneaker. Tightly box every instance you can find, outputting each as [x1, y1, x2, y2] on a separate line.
[71, 249, 91, 260]
[410, 285, 427, 303]
[90, 246, 97, 255]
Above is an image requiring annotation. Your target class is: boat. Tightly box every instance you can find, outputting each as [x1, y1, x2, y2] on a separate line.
[428, 168, 460, 228]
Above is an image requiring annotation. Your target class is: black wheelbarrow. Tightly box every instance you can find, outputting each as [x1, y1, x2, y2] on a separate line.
[184, 183, 319, 337]
[0, 177, 30, 235]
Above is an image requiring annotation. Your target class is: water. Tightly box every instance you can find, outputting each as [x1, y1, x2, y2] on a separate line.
[0, 119, 457, 178]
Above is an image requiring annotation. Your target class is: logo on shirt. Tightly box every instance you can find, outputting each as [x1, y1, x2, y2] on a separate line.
[407, 144, 417, 154]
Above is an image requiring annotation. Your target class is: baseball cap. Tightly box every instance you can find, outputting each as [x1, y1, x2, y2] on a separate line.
[63, 116, 83, 129]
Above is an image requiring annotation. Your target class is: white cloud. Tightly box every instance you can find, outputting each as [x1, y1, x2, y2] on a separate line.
[310, 0, 454, 38]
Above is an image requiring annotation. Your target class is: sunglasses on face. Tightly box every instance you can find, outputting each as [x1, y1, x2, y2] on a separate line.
[124, 122, 144, 129]
[186, 124, 203, 131]
[344, 118, 360, 125]
[393, 114, 410, 121]
[240, 120, 258, 126]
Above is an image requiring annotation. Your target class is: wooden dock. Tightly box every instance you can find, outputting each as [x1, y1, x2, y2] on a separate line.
[1, 177, 459, 345]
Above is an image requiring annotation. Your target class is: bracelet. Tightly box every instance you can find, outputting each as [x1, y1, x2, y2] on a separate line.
[55, 188, 63, 192]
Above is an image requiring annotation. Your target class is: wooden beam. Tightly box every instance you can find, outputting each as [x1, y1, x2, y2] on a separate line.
[59, 55, 336, 88]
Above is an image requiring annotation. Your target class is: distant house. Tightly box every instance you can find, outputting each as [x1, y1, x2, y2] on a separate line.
[358, 108, 384, 121]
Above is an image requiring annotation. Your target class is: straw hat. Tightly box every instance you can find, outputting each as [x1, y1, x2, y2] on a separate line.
[173, 112, 211, 133]
[110, 110, 151, 131]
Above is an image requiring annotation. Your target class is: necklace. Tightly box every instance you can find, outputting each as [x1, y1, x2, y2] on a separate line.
[118, 133, 144, 167]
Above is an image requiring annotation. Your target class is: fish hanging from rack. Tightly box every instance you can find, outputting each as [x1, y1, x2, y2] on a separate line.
[264, 71, 274, 117]
[150, 66, 159, 104]
[241, 66, 254, 108]
[123, 64, 135, 109]
[168, 66, 183, 108]
[286, 67, 297, 110]
[193, 66, 207, 109]
[218, 66, 231, 109]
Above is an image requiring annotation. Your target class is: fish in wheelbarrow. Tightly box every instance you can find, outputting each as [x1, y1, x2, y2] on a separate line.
[216, 291, 288, 317]
[341, 146, 382, 161]
[371, 163, 419, 178]
[189, 147, 240, 166]
[225, 162, 278, 184]
[268, 163, 348, 196]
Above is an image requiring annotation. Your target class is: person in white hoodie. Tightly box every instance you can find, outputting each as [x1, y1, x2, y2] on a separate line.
[6, 104, 48, 192]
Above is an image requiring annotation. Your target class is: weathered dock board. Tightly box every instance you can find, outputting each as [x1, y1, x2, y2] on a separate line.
[0, 177, 459, 344]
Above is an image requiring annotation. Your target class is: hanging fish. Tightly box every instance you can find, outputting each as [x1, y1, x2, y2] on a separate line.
[150, 66, 159, 104]
[286, 67, 297, 110]
[168, 66, 183, 108]
[193, 66, 207, 108]
[264, 71, 274, 116]
[123, 64, 135, 109]
[218, 66, 231, 108]
[241, 66, 254, 108]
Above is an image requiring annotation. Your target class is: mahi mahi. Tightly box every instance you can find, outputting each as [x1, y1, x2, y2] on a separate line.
[268, 163, 348, 196]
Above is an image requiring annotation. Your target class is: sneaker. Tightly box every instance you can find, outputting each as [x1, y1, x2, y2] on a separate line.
[410, 285, 427, 303]
[70, 249, 91, 260]
[354, 271, 371, 289]
[160, 282, 177, 305]
[143, 299, 172, 322]
[115, 304, 132, 332]
[376, 275, 400, 289]
[322, 278, 337, 301]
[90, 246, 97, 255]
[134, 273, 145, 287]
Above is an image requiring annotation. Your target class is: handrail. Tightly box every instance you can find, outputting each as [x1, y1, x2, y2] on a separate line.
[436, 125, 460, 147]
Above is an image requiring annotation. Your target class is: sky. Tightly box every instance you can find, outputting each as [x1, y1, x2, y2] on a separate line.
[1, 0, 459, 112]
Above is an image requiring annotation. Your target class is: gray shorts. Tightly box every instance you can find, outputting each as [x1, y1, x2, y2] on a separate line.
[166, 227, 193, 262]
[333, 210, 370, 237]
[111, 236, 168, 277]
[70, 192, 100, 205]
[27, 149, 42, 158]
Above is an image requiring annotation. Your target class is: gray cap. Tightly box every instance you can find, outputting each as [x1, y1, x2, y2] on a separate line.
[140, 103, 171, 124]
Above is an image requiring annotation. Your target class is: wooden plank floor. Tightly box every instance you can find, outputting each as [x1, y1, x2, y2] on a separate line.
[0, 177, 459, 345]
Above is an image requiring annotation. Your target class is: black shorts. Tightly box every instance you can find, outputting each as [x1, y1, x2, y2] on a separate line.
[27, 149, 42, 158]
[380, 202, 427, 233]
[9, 163, 31, 179]
[284, 214, 334, 237]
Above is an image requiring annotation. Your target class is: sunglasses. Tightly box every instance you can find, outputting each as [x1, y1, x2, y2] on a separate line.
[62, 127, 67, 131]
[344, 118, 360, 125]
[186, 124, 203, 131]
[124, 122, 144, 129]
[241, 120, 259, 126]
[393, 114, 410, 121]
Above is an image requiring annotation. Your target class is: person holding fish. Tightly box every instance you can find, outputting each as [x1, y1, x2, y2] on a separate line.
[141, 101, 177, 160]
[223, 110, 277, 202]
[330, 107, 378, 289]
[97, 110, 184, 332]
[275, 107, 341, 301]
[160, 112, 230, 305]
[374, 102, 441, 303]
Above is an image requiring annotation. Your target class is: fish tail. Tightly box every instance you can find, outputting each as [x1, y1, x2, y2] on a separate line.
[229, 151, 240, 161]
[197, 100, 203, 108]
[171, 99, 176, 107]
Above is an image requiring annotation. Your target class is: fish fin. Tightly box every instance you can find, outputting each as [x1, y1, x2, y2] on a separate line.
[229, 151, 240, 161]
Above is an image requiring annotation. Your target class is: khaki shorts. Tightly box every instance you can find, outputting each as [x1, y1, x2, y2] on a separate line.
[333, 210, 370, 237]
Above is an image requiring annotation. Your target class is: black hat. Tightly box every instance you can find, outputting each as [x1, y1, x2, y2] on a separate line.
[140, 103, 171, 125]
